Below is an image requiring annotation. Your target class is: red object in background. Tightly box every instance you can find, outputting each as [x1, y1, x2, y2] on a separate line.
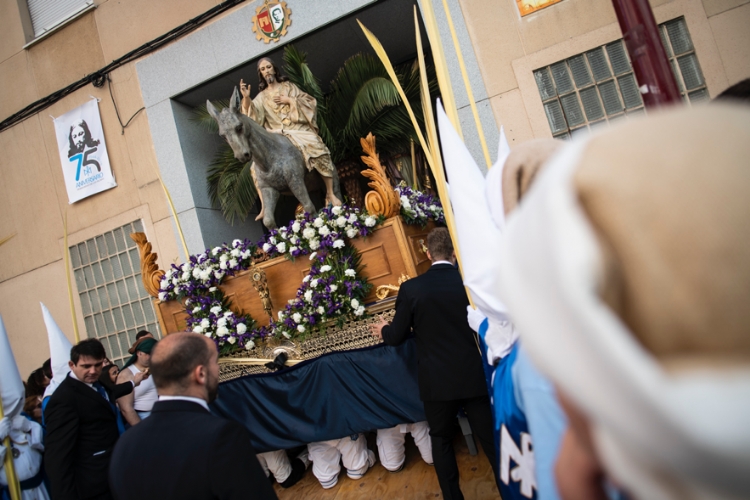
[612, 0, 682, 108]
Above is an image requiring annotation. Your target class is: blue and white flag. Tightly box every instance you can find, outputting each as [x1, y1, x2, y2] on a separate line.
[53, 99, 117, 203]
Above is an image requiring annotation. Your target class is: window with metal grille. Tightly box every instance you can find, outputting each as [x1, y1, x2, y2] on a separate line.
[69, 220, 162, 366]
[534, 17, 708, 139]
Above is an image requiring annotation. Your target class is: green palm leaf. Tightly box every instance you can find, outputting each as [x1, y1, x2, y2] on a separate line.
[205, 146, 258, 224]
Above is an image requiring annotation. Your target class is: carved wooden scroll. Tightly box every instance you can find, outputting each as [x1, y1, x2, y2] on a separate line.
[130, 232, 165, 298]
[360, 133, 400, 218]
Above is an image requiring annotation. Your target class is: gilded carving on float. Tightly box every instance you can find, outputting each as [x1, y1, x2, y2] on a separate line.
[375, 274, 411, 300]
[360, 133, 401, 219]
[250, 266, 274, 320]
[130, 233, 165, 299]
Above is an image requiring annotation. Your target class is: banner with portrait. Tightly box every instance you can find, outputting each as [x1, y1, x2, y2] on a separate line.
[54, 99, 117, 203]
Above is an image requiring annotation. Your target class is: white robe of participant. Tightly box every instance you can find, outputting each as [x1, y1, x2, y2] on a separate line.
[376, 421, 432, 471]
[0, 416, 50, 500]
[257, 450, 292, 484]
[307, 434, 375, 489]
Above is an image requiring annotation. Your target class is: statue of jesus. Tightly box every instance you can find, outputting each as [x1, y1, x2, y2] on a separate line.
[240, 58, 342, 220]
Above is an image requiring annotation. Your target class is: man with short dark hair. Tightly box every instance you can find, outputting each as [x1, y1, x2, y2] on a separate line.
[109, 332, 276, 500]
[44, 338, 120, 500]
[371, 227, 499, 500]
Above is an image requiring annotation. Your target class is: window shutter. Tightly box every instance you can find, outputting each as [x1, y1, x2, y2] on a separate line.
[617, 74, 642, 109]
[677, 54, 705, 90]
[606, 42, 631, 75]
[543, 101, 568, 134]
[560, 94, 585, 127]
[598, 81, 623, 116]
[27, 0, 92, 37]
[550, 62, 574, 95]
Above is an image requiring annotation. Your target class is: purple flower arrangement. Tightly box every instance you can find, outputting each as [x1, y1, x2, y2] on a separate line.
[396, 185, 445, 227]
[157, 205, 381, 352]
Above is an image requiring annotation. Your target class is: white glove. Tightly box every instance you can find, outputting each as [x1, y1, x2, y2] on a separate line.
[466, 306, 487, 333]
[0, 417, 9, 441]
[12, 415, 31, 434]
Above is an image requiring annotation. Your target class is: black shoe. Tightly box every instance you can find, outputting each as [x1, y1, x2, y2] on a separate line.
[279, 457, 307, 488]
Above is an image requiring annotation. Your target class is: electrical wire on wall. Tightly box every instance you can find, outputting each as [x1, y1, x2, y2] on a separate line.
[0, 0, 244, 133]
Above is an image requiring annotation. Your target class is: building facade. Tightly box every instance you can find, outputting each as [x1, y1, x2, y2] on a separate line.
[1, 0, 748, 375]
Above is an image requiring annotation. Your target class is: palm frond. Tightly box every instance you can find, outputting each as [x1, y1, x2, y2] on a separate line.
[283, 45, 334, 149]
[192, 99, 228, 133]
[206, 145, 259, 224]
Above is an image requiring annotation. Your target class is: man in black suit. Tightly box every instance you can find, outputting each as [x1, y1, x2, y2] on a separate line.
[371, 227, 499, 500]
[44, 338, 120, 500]
[109, 332, 276, 500]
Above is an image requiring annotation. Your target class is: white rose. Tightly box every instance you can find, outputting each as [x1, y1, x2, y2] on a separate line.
[200, 270, 211, 281]
[276, 242, 287, 253]
[309, 239, 320, 250]
[297, 325, 306, 333]
[320, 265, 332, 273]
[236, 323, 247, 334]
[309, 252, 317, 261]
[303, 227, 316, 239]
[278, 311, 285, 320]
[355, 305, 365, 316]
[346, 228, 358, 238]
[214, 270, 225, 280]
[209, 287, 217, 292]
[365, 216, 376, 227]
[229, 258, 238, 268]
[210, 306, 222, 315]
[348, 214, 357, 223]
[224, 311, 233, 317]
[345, 269, 356, 277]
[200, 318, 210, 328]
[351, 299, 360, 308]
[172, 278, 178, 285]
[290, 246, 298, 254]
[270, 236, 277, 244]
[174, 285, 181, 294]
[217, 317, 227, 327]
[227, 336, 236, 344]
[329, 284, 337, 292]
[310, 279, 319, 288]
[332, 206, 342, 215]
[245, 340, 255, 350]
[292, 221, 301, 233]
[219, 261, 228, 270]
[290, 236, 298, 245]
[193, 325, 203, 334]
[302, 275, 311, 283]
[232, 239, 242, 247]
[317, 306, 325, 314]
[193, 306, 201, 313]
[304, 290, 313, 302]
[230, 248, 240, 258]
[292, 313, 302, 323]
[333, 239, 344, 249]
[263, 243, 272, 253]
[158, 292, 167, 301]
[217, 326, 229, 336]
[212, 247, 221, 256]
[336, 216, 347, 227]
[282, 331, 292, 339]
[318, 226, 330, 237]
[219, 254, 229, 263]
[313, 217, 324, 228]
[192, 268, 201, 278]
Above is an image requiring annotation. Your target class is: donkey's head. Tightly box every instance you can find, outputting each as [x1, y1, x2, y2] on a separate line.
[207, 87, 253, 164]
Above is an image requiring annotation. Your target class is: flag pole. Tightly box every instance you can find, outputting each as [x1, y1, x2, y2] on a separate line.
[64, 211, 81, 343]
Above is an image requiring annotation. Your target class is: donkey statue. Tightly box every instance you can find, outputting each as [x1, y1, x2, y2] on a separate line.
[206, 87, 342, 229]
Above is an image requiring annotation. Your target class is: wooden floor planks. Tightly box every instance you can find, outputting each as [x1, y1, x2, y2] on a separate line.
[273, 433, 500, 499]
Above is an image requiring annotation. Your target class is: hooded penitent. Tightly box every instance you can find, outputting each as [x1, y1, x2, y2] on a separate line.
[496, 104, 750, 500]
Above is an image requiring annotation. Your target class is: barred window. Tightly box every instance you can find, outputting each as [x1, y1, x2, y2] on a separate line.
[534, 17, 707, 139]
[69, 220, 161, 366]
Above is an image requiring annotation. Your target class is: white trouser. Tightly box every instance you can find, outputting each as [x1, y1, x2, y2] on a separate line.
[308, 434, 375, 488]
[376, 421, 433, 471]
[256, 450, 292, 484]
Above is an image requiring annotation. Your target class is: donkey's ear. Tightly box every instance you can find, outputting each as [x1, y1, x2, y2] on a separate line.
[229, 87, 241, 113]
[206, 100, 220, 123]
